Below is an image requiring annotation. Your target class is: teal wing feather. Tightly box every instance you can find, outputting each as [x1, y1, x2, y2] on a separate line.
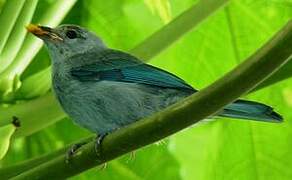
[71, 49, 196, 92]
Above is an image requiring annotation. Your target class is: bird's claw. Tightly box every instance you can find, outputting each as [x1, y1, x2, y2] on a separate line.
[66, 142, 87, 163]
[65, 133, 107, 163]
[98, 163, 108, 170]
[126, 151, 136, 163]
[94, 133, 108, 156]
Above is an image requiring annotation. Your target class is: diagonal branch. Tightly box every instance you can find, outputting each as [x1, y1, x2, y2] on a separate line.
[0, 136, 94, 179]
[9, 20, 292, 179]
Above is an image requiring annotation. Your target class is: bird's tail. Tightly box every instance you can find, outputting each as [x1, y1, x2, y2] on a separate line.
[219, 100, 283, 122]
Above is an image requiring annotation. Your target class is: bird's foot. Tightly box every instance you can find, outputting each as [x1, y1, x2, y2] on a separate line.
[126, 151, 136, 163]
[94, 133, 108, 156]
[98, 163, 108, 170]
[94, 133, 109, 170]
[66, 141, 88, 163]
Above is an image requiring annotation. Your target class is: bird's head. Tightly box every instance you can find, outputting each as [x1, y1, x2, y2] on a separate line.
[27, 24, 107, 63]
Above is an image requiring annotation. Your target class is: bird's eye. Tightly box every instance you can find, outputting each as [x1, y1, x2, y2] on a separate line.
[66, 30, 77, 39]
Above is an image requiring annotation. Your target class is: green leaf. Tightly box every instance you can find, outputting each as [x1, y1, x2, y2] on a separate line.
[0, 0, 6, 12]
[146, 2, 292, 179]
[131, 0, 229, 61]
[14, 67, 51, 100]
[0, 0, 25, 54]
[0, 0, 77, 96]
[220, 0, 292, 91]
[144, 0, 172, 23]
[0, 123, 16, 160]
[0, 0, 38, 73]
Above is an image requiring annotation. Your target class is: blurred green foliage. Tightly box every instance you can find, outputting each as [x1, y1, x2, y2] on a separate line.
[0, 0, 292, 179]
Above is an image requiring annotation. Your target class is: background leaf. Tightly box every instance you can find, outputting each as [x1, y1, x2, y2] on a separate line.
[0, 0, 25, 54]
[0, 0, 77, 95]
[0, 0, 38, 73]
[144, 0, 172, 23]
[0, 123, 16, 160]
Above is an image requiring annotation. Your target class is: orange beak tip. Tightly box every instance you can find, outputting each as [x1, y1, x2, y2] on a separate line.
[26, 24, 47, 36]
[26, 24, 38, 32]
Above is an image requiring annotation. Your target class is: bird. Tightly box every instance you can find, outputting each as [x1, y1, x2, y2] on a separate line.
[27, 24, 283, 149]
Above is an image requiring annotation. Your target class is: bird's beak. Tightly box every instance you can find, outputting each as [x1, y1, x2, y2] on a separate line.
[26, 24, 63, 41]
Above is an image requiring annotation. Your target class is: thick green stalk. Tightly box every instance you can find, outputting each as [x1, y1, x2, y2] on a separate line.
[0, 136, 94, 179]
[253, 56, 292, 90]
[130, 0, 229, 60]
[0, 0, 25, 54]
[11, 20, 292, 180]
[0, 0, 39, 73]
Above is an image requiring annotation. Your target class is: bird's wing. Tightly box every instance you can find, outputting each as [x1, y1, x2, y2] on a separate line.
[70, 49, 196, 92]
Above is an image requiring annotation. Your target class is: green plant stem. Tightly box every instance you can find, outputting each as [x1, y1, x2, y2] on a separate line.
[253, 56, 292, 90]
[130, 0, 229, 60]
[10, 20, 292, 180]
[0, 136, 94, 179]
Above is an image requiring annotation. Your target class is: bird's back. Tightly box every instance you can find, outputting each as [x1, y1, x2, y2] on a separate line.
[52, 69, 191, 134]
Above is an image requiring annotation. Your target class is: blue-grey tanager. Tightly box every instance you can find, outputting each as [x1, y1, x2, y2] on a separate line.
[27, 24, 282, 143]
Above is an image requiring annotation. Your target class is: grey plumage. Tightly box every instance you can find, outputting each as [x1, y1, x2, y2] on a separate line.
[27, 24, 283, 135]
[52, 48, 191, 133]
